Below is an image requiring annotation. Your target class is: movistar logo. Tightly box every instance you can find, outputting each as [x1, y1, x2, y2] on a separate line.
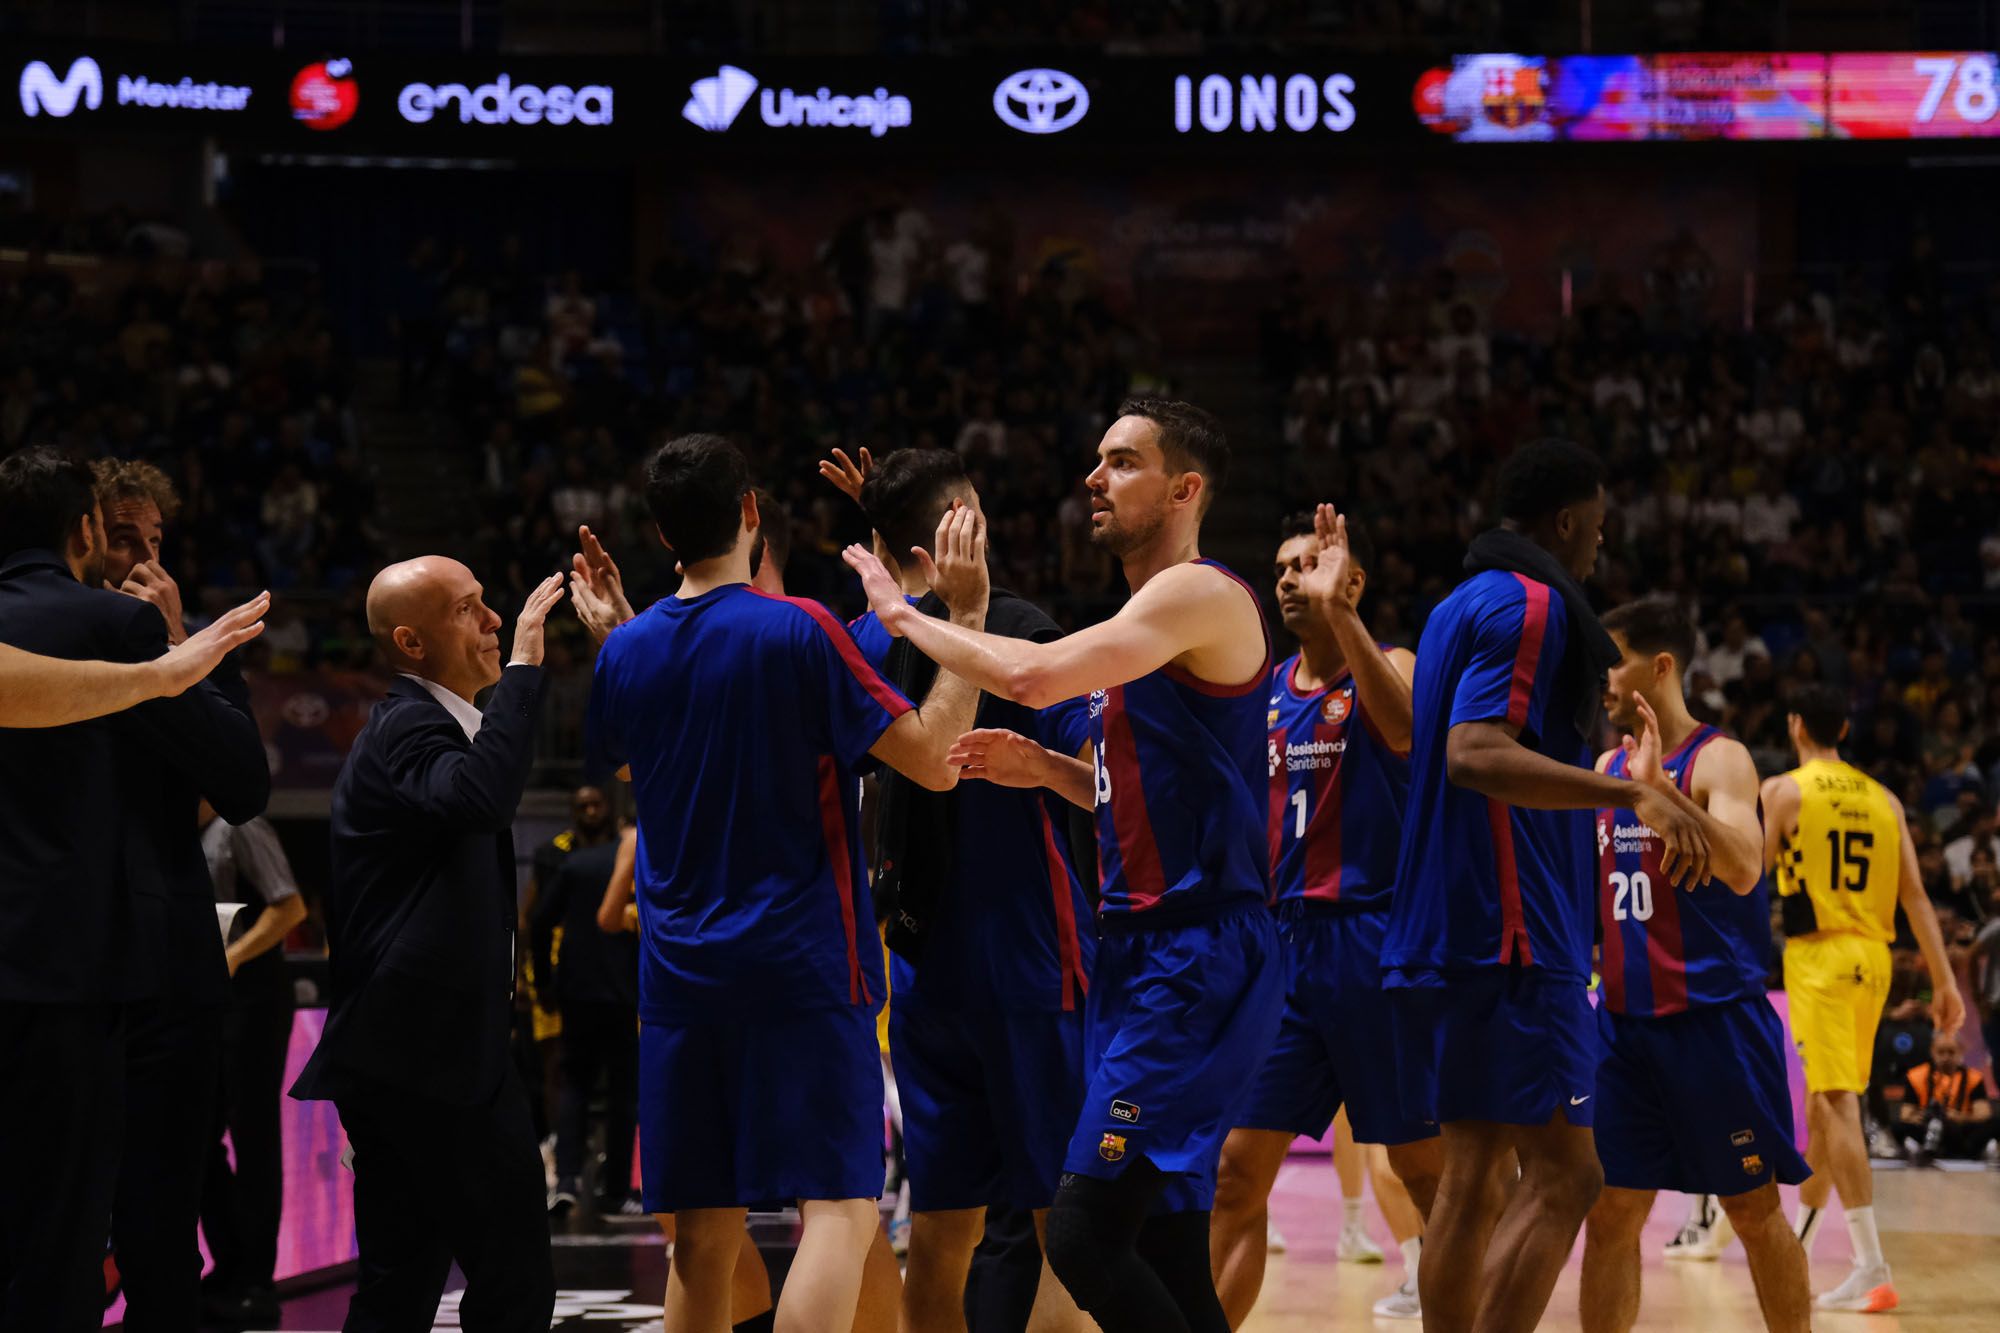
[683, 65, 757, 131]
[20, 57, 103, 118]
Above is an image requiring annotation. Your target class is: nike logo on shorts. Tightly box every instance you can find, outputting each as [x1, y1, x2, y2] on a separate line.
[1569, 1095, 1591, 1106]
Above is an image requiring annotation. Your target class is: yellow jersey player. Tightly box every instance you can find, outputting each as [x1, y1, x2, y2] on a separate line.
[1762, 684, 1964, 1314]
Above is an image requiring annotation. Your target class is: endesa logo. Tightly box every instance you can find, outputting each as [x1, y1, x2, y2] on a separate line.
[1172, 72, 1356, 133]
[682, 66, 911, 137]
[396, 73, 613, 127]
[20, 56, 251, 118]
[290, 58, 359, 131]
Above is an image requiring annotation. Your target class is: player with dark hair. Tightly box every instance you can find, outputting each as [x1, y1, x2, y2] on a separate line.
[849, 398, 1285, 1332]
[1210, 505, 1440, 1327]
[1380, 440, 1712, 1333]
[583, 434, 990, 1332]
[1576, 595, 1810, 1333]
[1764, 682, 1964, 1313]
[823, 443, 1093, 1333]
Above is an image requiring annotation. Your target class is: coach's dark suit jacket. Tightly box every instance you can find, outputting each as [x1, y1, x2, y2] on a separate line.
[0, 548, 268, 1005]
[291, 665, 543, 1108]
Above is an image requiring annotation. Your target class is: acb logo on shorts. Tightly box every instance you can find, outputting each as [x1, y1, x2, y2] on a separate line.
[1099, 1133, 1127, 1162]
[1110, 1099, 1141, 1123]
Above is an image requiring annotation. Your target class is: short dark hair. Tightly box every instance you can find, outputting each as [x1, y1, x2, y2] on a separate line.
[750, 487, 790, 576]
[1601, 597, 1696, 672]
[0, 446, 98, 558]
[861, 448, 971, 567]
[643, 434, 752, 566]
[1790, 682, 1850, 747]
[1496, 439, 1604, 526]
[1277, 510, 1374, 572]
[1118, 396, 1229, 507]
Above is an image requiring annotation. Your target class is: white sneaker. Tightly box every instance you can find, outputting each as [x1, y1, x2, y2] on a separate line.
[1338, 1220, 1384, 1263]
[1663, 1210, 1733, 1261]
[1372, 1273, 1421, 1319]
[1266, 1220, 1287, 1253]
[1815, 1263, 1899, 1313]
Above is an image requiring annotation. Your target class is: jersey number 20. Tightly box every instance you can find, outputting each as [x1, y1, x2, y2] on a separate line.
[1610, 870, 1654, 923]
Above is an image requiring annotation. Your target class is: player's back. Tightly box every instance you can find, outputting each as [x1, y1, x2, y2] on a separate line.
[1597, 725, 1770, 1016]
[585, 583, 909, 1023]
[1776, 757, 1901, 943]
[1093, 559, 1272, 918]
[1384, 568, 1595, 981]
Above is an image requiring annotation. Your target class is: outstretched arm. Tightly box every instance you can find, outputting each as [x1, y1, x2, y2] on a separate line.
[947, 730, 1096, 811]
[845, 552, 1262, 710]
[865, 504, 989, 791]
[0, 592, 269, 728]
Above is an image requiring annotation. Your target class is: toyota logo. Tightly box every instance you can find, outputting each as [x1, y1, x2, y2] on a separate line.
[993, 68, 1089, 134]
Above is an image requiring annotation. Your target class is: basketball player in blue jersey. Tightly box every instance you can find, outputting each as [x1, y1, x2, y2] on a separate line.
[582, 435, 991, 1333]
[1575, 597, 1810, 1333]
[829, 446, 1093, 1333]
[847, 398, 1285, 1333]
[1209, 505, 1441, 1328]
[1381, 440, 1713, 1333]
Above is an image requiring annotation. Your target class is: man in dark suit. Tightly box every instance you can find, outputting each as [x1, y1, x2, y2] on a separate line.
[0, 448, 270, 1333]
[291, 557, 566, 1332]
[94, 460, 274, 1333]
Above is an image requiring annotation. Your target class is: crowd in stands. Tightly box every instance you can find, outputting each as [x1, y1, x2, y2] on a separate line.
[0, 214, 380, 674]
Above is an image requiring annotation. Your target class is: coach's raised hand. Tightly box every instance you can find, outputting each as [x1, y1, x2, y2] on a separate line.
[843, 541, 912, 632]
[508, 574, 568, 667]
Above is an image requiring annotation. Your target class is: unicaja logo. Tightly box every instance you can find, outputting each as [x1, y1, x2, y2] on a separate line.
[683, 65, 757, 131]
[20, 57, 103, 118]
[682, 66, 912, 137]
[397, 74, 613, 126]
[993, 68, 1089, 134]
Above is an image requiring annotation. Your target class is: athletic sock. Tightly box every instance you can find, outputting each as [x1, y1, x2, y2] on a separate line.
[1795, 1202, 1824, 1251]
[1343, 1198, 1364, 1229]
[1400, 1236, 1421, 1273]
[1844, 1205, 1886, 1271]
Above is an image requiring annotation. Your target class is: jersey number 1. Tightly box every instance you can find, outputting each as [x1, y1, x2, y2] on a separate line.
[1291, 788, 1308, 839]
[1826, 829, 1873, 892]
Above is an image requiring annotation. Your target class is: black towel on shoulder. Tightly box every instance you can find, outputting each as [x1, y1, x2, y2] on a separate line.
[1462, 527, 1618, 739]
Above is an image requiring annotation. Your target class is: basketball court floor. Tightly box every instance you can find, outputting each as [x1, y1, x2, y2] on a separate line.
[185, 1157, 1999, 1332]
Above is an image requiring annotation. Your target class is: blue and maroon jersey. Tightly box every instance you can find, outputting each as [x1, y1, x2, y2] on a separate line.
[584, 584, 911, 1024]
[1092, 559, 1273, 918]
[847, 602, 1095, 1013]
[1596, 725, 1770, 1017]
[1383, 569, 1596, 983]
[1266, 652, 1410, 911]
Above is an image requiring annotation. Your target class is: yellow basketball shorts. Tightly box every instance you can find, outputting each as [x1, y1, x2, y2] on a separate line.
[1782, 933, 1891, 1095]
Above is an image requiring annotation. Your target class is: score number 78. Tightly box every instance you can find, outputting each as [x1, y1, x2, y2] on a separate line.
[1913, 55, 1998, 125]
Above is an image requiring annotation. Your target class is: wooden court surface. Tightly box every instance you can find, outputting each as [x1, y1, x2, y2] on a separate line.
[1241, 1159, 2000, 1332]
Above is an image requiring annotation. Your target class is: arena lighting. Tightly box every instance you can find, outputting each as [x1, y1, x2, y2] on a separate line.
[396, 73, 613, 126]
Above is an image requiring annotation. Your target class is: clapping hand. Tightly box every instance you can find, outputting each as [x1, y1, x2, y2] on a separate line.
[151, 592, 270, 695]
[914, 502, 989, 620]
[569, 525, 635, 644]
[817, 447, 875, 505]
[1297, 503, 1360, 611]
[509, 574, 568, 667]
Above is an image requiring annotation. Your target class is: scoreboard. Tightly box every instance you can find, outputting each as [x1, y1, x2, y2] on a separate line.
[1416, 51, 2000, 142]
